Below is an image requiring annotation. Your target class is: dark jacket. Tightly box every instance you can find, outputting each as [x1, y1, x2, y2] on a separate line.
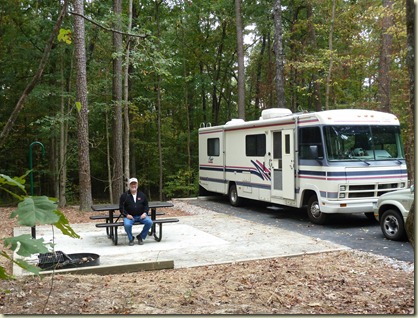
[119, 190, 149, 217]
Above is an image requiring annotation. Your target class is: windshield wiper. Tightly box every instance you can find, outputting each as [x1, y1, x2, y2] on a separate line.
[352, 158, 370, 165]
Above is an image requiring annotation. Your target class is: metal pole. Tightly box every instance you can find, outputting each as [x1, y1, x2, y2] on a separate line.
[29, 141, 45, 239]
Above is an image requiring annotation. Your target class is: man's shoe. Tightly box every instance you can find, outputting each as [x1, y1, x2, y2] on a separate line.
[136, 234, 144, 245]
[129, 239, 135, 246]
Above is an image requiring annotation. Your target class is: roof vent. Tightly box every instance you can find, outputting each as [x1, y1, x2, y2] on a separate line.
[261, 108, 292, 120]
[225, 118, 245, 126]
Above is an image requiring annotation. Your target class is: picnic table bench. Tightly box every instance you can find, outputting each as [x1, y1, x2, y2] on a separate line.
[91, 202, 179, 245]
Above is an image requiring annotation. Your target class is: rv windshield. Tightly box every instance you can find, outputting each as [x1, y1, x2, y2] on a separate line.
[324, 125, 405, 161]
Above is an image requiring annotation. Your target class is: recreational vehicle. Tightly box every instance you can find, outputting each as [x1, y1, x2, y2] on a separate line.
[198, 108, 408, 224]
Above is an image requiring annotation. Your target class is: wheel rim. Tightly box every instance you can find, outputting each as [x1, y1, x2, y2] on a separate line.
[310, 201, 321, 218]
[230, 187, 237, 204]
[383, 215, 399, 236]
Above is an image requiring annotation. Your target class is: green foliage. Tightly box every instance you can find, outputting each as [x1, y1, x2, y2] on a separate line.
[57, 28, 72, 44]
[0, 174, 79, 279]
[75, 101, 82, 113]
[164, 169, 198, 199]
[4, 235, 50, 257]
[0, 0, 413, 202]
[10, 196, 60, 226]
[0, 173, 28, 201]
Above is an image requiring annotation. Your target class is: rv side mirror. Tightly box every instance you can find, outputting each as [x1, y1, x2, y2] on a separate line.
[309, 145, 323, 159]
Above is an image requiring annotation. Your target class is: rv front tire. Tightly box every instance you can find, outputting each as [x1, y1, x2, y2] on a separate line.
[229, 184, 242, 207]
[307, 195, 328, 225]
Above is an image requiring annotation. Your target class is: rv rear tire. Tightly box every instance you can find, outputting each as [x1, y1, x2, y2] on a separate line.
[229, 184, 242, 207]
[307, 195, 328, 224]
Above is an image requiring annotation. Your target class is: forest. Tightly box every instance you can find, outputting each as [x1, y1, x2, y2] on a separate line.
[0, 0, 414, 210]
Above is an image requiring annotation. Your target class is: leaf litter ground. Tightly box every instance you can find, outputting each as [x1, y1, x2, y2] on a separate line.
[0, 204, 414, 314]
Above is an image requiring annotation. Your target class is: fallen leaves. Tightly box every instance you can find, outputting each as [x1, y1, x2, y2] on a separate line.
[0, 207, 414, 314]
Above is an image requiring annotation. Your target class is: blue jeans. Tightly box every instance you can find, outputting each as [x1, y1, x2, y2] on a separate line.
[123, 215, 153, 242]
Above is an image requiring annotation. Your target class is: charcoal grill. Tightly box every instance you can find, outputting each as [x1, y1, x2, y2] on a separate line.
[37, 251, 100, 270]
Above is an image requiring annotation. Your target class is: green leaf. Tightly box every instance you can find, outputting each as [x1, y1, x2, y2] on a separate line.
[0, 173, 26, 190]
[0, 253, 15, 279]
[58, 28, 72, 44]
[0, 266, 14, 280]
[0, 251, 40, 276]
[54, 210, 81, 239]
[10, 196, 60, 226]
[75, 101, 82, 113]
[4, 234, 50, 257]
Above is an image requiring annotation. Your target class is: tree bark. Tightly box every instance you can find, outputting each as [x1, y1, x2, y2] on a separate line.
[58, 51, 71, 208]
[235, 0, 245, 119]
[0, 0, 68, 149]
[325, 0, 336, 110]
[123, 0, 133, 185]
[255, 34, 266, 110]
[211, 22, 227, 125]
[273, 0, 286, 109]
[73, 0, 93, 211]
[155, 0, 163, 200]
[378, 0, 393, 113]
[111, 0, 124, 203]
[307, 2, 322, 111]
[405, 200, 414, 248]
[405, 0, 415, 183]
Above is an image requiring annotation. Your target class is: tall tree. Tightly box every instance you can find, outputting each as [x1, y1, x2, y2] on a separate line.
[155, 0, 164, 200]
[377, 0, 393, 113]
[111, 0, 124, 203]
[325, 0, 336, 110]
[235, 0, 245, 119]
[73, 0, 93, 211]
[405, 0, 414, 248]
[307, 2, 322, 111]
[273, 0, 285, 108]
[123, 0, 133, 184]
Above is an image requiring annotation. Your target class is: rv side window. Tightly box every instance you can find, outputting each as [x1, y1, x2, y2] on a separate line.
[299, 127, 323, 159]
[207, 138, 220, 156]
[246, 134, 266, 156]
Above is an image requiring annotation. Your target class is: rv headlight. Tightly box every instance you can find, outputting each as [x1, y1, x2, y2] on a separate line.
[401, 182, 406, 188]
[339, 185, 346, 191]
[339, 193, 345, 198]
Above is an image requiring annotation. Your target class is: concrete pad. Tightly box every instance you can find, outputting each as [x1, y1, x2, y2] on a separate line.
[13, 212, 349, 276]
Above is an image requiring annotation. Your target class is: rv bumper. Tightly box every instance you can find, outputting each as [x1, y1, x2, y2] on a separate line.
[319, 199, 377, 214]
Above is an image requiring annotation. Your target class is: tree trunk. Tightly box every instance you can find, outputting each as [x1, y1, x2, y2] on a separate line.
[405, 0, 415, 183]
[405, 200, 414, 248]
[58, 53, 70, 208]
[0, 0, 68, 149]
[211, 22, 227, 125]
[111, 0, 124, 203]
[200, 62, 207, 124]
[235, 0, 245, 119]
[325, 0, 336, 110]
[155, 0, 163, 200]
[307, 2, 322, 111]
[73, 0, 93, 211]
[273, 0, 285, 109]
[123, 0, 133, 184]
[378, 0, 393, 113]
[106, 110, 113, 202]
[255, 34, 266, 110]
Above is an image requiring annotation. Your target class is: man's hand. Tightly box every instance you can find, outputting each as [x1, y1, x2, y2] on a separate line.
[140, 212, 147, 220]
[127, 214, 133, 220]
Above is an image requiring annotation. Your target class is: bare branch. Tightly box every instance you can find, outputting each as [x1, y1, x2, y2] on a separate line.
[68, 11, 148, 39]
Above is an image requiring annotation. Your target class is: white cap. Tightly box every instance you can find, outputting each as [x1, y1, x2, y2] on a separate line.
[128, 177, 138, 184]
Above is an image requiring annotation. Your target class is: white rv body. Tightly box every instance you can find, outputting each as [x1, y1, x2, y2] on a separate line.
[198, 109, 408, 224]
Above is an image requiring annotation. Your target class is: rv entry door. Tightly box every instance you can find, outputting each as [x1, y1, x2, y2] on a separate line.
[271, 130, 295, 199]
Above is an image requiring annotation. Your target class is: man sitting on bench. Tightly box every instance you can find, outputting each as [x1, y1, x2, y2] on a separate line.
[119, 177, 153, 246]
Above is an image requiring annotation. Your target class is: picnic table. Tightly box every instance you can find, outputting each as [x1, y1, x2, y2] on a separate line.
[91, 201, 179, 245]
